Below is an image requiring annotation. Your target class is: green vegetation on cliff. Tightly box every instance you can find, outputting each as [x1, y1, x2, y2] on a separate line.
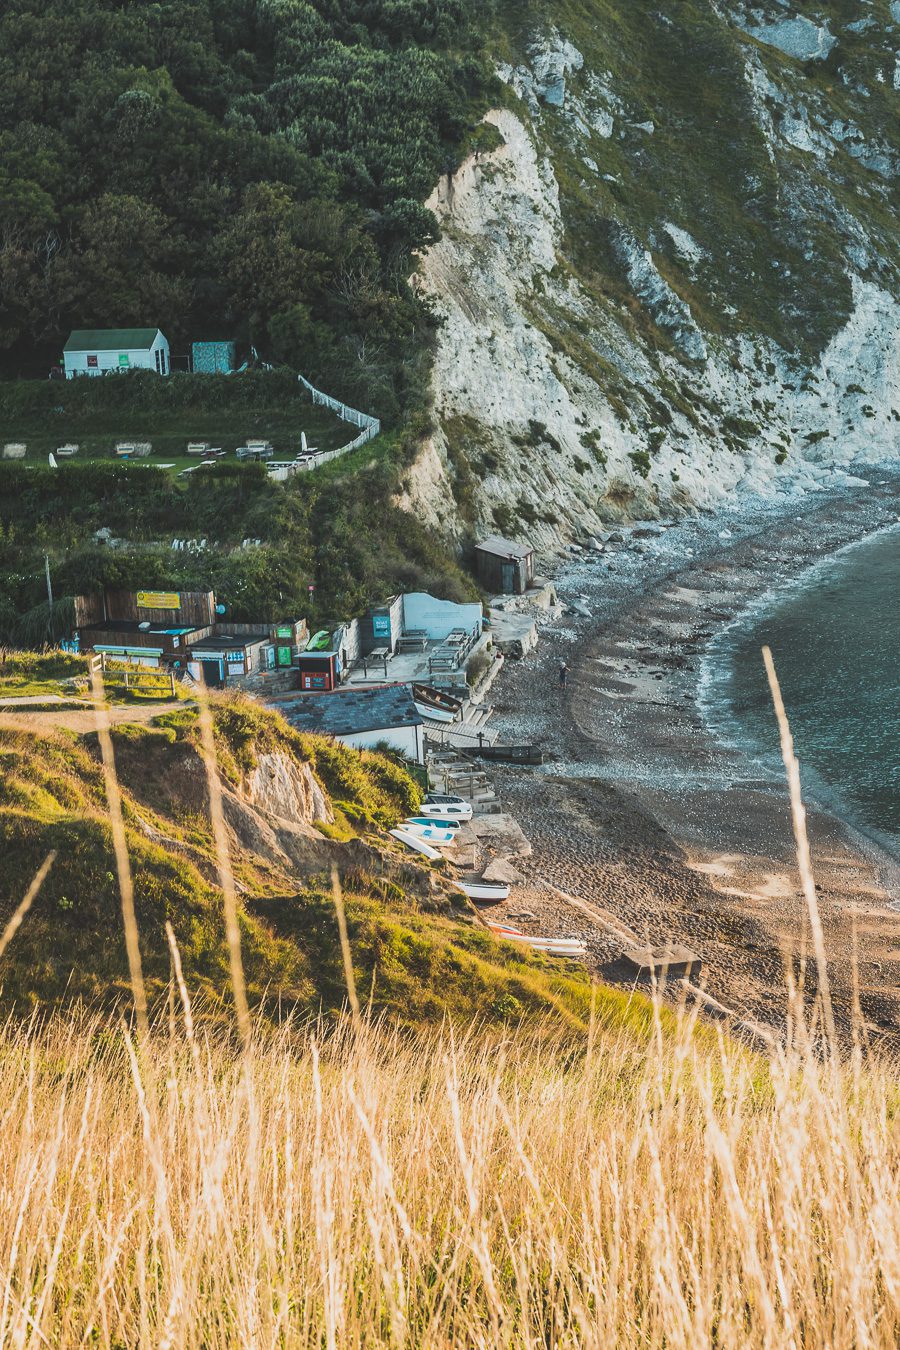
[0, 375, 476, 642]
[0, 695, 602, 1030]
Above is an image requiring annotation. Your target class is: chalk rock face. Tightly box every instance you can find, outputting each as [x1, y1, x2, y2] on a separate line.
[611, 227, 708, 363]
[407, 4, 900, 560]
[499, 29, 584, 112]
[246, 753, 333, 826]
[745, 14, 836, 60]
[530, 34, 584, 106]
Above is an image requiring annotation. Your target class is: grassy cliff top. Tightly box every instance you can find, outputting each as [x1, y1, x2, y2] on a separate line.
[0, 694, 634, 1034]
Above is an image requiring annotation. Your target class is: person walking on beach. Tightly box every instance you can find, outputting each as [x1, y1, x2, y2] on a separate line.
[559, 661, 569, 689]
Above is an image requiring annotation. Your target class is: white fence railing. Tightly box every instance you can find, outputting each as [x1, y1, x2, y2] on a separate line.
[285, 374, 380, 475]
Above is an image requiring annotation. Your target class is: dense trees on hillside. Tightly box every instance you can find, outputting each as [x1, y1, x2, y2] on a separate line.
[0, 0, 489, 415]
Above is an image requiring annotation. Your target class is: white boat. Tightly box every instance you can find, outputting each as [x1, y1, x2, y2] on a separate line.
[487, 926, 586, 957]
[389, 829, 441, 861]
[405, 816, 462, 831]
[420, 800, 473, 822]
[400, 823, 456, 845]
[457, 880, 510, 902]
[415, 702, 457, 723]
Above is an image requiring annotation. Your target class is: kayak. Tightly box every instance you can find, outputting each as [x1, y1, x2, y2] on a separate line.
[389, 829, 441, 861]
[306, 630, 331, 651]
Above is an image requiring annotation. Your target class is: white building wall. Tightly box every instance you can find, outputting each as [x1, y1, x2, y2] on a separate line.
[335, 724, 423, 763]
[401, 592, 482, 640]
[64, 331, 170, 379]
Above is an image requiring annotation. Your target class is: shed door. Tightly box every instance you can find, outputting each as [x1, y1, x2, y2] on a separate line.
[200, 659, 223, 688]
[501, 562, 516, 593]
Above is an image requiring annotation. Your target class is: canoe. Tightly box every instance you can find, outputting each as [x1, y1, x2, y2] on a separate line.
[487, 925, 584, 946]
[389, 829, 441, 861]
[400, 824, 456, 845]
[458, 880, 510, 902]
[405, 816, 462, 831]
[306, 630, 332, 651]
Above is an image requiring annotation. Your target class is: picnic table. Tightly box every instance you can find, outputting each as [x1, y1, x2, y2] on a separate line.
[361, 646, 392, 678]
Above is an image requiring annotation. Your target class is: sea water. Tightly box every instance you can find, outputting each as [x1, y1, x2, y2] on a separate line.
[703, 524, 900, 850]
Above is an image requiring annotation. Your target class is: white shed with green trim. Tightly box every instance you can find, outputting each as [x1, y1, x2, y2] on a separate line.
[63, 328, 170, 379]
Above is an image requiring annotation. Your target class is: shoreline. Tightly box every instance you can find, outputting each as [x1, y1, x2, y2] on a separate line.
[488, 470, 900, 1044]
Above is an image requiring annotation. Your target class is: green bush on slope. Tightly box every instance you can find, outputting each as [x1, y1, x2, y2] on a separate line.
[0, 700, 615, 1032]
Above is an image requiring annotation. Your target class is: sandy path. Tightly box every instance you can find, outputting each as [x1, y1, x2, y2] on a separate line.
[0, 701, 186, 735]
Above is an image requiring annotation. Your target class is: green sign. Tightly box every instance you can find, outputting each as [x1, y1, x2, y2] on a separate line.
[118, 353, 130, 368]
[275, 625, 293, 639]
[276, 645, 292, 668]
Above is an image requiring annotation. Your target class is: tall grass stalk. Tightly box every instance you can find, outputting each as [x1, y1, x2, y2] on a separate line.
[0, 851, 55, 961]
[90, 666, 148, 1040]
[0, 1010, 893, 1344]
[196, 689, 250, 1045]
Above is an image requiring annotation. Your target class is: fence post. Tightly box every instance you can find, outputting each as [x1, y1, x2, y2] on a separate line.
[124, 670, 129, 690]
[170, 671, 176, 696]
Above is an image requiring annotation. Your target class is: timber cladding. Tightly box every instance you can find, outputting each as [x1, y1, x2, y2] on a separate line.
[74, 589, 216, 628]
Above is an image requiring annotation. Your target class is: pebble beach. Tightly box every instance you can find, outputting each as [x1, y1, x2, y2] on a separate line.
[485, 471, 900, 1047]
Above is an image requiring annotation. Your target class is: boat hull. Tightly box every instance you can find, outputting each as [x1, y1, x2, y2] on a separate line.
[458, 882, 510, 902]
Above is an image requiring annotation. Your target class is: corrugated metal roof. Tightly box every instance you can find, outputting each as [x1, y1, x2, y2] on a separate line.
[64, 328, 161, 352]
[279, 685, 423, 737]
[475, 535, 534, 560]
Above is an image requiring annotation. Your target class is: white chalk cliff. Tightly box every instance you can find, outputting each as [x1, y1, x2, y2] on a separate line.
[408, 3, 900, 553]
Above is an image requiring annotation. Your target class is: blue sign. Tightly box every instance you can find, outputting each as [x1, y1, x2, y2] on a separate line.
[373, 614, 391, 638]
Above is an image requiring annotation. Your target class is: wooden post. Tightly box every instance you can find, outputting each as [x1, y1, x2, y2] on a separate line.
[170, 671, 176, 696]
[124, 670, 129, 690]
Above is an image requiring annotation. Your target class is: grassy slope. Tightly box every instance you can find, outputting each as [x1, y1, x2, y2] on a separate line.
[0, 368, 349, 468]
[0, 696, 613, 1032]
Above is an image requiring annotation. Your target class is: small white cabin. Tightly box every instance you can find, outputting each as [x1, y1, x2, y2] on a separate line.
[63, 328, 170, 379]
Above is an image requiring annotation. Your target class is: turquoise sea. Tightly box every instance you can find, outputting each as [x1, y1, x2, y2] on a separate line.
[703, 525, 900, 850]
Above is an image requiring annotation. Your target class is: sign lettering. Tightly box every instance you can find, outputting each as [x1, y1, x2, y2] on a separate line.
[136, 590, 181, 610]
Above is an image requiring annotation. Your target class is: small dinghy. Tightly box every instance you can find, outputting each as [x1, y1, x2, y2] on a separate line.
[400, 823, 456, 845]
[405, 816, 462, 831]
[419, 799, 473, 822]
[389, 829, 441, 861]
[458, 880, 510, 902]
[414, 702, 457, 723]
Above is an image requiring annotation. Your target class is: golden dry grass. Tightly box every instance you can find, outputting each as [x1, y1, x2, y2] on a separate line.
[0, 657, 894, 1344]
[0, 1001, 897, 1345]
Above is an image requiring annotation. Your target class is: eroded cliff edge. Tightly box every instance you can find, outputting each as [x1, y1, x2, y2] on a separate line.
[404, 4, 900, 554]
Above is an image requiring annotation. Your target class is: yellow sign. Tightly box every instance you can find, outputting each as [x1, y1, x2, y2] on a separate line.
[136, 590, 181, 610]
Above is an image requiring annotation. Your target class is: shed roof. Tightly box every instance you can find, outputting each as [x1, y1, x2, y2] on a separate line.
[64, 328, 161, 353]
[278, 685, 423, 737]
[475, 535, 534, 561]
